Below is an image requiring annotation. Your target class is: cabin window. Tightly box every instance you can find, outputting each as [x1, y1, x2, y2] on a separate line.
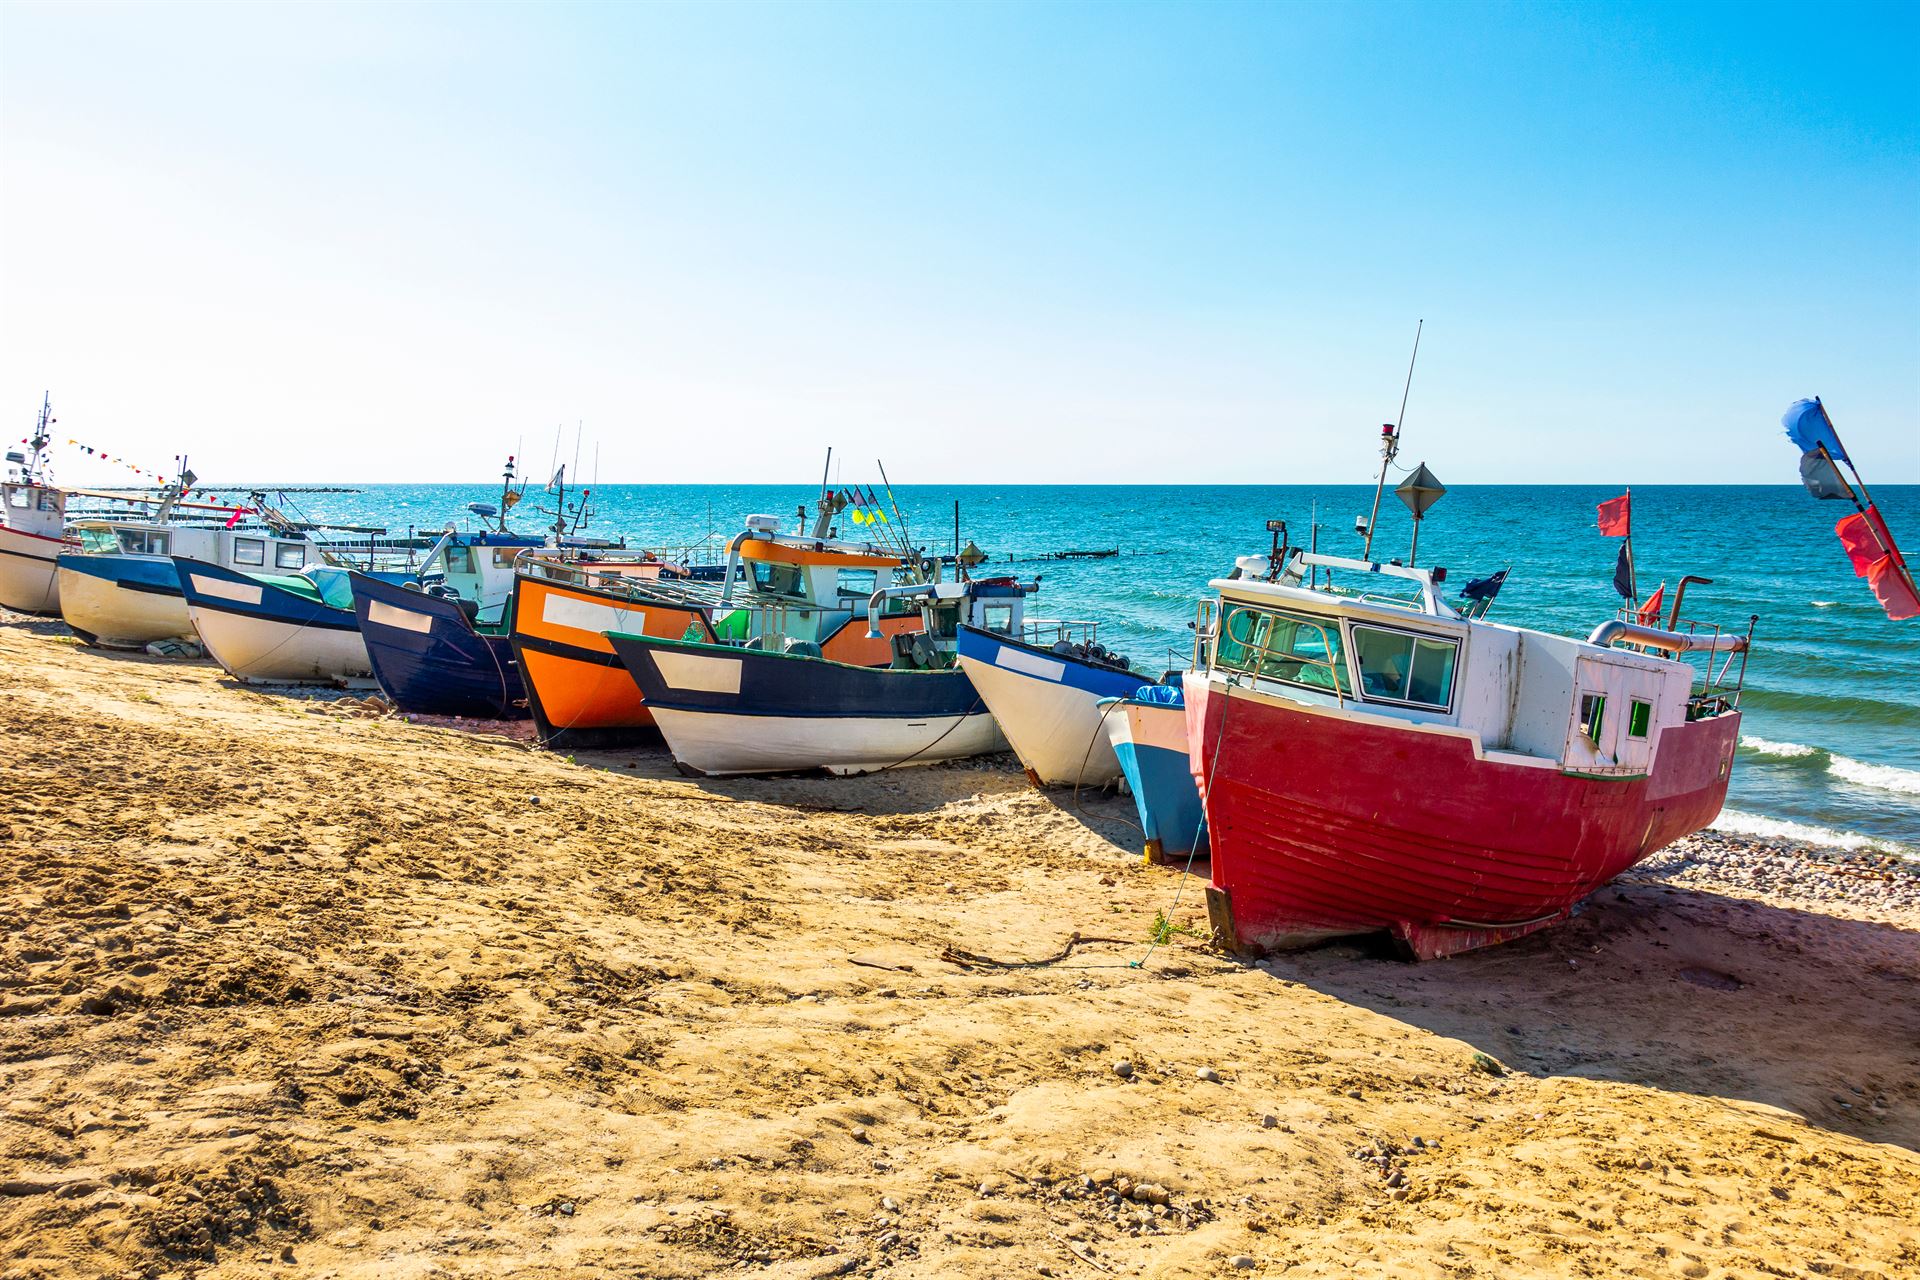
[443, 546, 474, 574]
[5, 486, 26, 509]
[77, 526, 117, 553]
[750, 560, 807, 599]
[274, 542, 306, 569]
[1351, 625, 1458, 710]
[1579, 694, 1607, 746]
[1215, 603, 1350, 695]
[36, 491, 58, 512]
[492, 548, 520, 568]
[835, 568, 877, 601]
[1627, 698, 1653, 739]
[983, 603, 1016, 635]
[117, 530, 169, 556]
[233, 537, 266, 566]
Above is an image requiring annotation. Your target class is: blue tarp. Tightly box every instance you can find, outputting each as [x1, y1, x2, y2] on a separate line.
[1133, 682, 1184, 706]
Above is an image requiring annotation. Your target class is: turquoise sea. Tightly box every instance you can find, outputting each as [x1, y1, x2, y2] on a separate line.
[242, 481, 1919, 853]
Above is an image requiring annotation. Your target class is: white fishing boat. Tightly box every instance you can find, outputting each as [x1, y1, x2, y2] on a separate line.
[0, 394, 73, 615]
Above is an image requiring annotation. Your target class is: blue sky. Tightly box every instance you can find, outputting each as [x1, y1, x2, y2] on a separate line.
[2, 0, 1914, 485]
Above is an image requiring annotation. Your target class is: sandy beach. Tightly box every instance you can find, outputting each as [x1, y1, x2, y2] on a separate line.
[1, 615, 1916, 1280]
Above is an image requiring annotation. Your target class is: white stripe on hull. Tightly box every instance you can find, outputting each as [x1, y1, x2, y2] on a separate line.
[188, 604, 373, 684]
[649, 706, 1006, 777]
[57, 568, 192, 649]
[0, 528, 62, 614]
[958, 655, 1124, 787]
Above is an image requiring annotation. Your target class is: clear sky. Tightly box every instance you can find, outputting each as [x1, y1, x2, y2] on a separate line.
[2, 0, 1915, 486]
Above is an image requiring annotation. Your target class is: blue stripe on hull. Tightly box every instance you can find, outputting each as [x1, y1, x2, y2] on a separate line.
[350, 573, 526, 719]
[172, 557, 363, 631]
[955, 624, 1147, 699]
[57, 553, 183, 597]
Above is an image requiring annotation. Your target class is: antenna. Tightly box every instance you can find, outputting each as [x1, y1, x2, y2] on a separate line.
[1361, 319, 1423, 561]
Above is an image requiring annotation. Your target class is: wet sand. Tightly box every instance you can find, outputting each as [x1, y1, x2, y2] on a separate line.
[1, 617, 1916, 1279]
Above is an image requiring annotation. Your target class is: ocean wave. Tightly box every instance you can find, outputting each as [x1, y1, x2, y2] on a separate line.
[1711, 809, 1910, 856]
[1737, 736, 1920, 796]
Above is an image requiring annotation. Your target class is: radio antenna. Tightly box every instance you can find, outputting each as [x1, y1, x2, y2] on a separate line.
[1362, 319, 1423, 561]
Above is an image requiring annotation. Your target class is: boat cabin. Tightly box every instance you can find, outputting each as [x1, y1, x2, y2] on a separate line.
[1202, 552, 1749, 779]
[2, 480, 64, 538]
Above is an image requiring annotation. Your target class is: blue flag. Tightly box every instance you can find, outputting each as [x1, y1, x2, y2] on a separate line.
[1783, 398, 1849, 465]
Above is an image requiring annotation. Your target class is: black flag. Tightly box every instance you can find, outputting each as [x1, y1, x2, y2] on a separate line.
[1798, 449, 1851, 500]
[1459, 569, 1507, 603]
[1612, 544, 1634, 599]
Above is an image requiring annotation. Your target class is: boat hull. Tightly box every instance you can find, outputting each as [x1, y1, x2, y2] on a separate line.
[351, 573, 525, 718]
[955, 624, 1149, 787]
[176, 558, 374, 685]
[57, 554, 193, 648]
[1185, 674, 1742, 960]
[0, 525, 70, 614]
[1101, 694, 1208, 864]
[609, 632, 1004, 776]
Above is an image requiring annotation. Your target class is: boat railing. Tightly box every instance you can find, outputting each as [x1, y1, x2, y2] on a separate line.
[1020, 618, 1099, 650]
[1600, 609, 1759, 716]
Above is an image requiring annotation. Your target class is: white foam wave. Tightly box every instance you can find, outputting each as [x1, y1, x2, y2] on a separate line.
[1737, 736, 1920, 797]
[1711, 809, 1909, 856]
[1740, 735, 1818, 759]
[1828, 755, 1920, 796]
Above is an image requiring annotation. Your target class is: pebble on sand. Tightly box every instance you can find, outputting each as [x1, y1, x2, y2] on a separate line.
[1197, 1066, 1222, 1083]
[1113, 1060, 1134, 1079]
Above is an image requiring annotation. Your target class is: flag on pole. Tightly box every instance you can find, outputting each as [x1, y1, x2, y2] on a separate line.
[1612, 544, 1634, 599]
[1834, 505, 1919, 620]
[1635, 582, 1666, 625]
[1596, 492, 1631, 537]
[1798, 449, 1851, 500]
[1783, 398, 1849, 464]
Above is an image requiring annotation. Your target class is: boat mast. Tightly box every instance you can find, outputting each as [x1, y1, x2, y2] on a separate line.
[1363, 319, 1423, 562]
[24, 392, 53, 484]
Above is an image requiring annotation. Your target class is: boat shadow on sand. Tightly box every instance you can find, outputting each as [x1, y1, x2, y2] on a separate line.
[1249, 877, 1920, 1152]
[570, 745, 1147, 837]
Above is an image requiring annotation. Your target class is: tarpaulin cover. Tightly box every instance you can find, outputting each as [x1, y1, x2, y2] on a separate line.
[1783, 398, 1850, 464]
[1132, 682, 1184, 706]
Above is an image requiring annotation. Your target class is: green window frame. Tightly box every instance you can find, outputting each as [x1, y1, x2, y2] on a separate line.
[1578, 693, 1607, 746]
[1627, 698, 1653, 739]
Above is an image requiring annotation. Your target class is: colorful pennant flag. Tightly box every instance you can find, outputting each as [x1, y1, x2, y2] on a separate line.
[1635, 582, 1666, 625]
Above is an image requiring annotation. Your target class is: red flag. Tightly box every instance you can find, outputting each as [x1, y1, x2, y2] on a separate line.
[1866, 557, 1920, 621]
[1596, 492, 1631, 537]
[224, 506, 252, 530]
[1835, 504, 1918, 621]
[1835, 505, 1898, 577]
[1636, 582, 1666, 624]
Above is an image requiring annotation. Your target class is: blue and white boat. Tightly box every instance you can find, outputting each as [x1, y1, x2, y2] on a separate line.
[1099, 683, 1208, 864]
[955, 621, 1159, 788]
[179, 526, 540, 685]
[607, 574, 1032, 777]
[59, 517, 321, 650]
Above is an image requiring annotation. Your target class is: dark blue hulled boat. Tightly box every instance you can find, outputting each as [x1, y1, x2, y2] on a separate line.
[349, 571, 526, 718]
[604, 632, 1002, 776]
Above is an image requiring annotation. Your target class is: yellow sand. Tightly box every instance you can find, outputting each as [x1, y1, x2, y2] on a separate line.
[1, 620, 1915, 1279]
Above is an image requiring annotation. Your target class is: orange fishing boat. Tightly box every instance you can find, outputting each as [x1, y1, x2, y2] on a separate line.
[512, 504, 926, 745]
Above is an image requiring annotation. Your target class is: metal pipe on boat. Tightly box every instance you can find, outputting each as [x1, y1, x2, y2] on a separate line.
[1586, 618, 1748, 655]
[866, 583, 937, 638]
[715, 531, 755, 606]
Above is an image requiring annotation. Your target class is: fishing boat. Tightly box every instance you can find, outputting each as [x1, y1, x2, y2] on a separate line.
[0, 395, 73, 615]
[955, 621, 1157, 787]
[179, 522, 542, 685]
[607, 573, 1030, 776]
[1100, 683, 1208, 864]
[54, 461, 338, 649]
[1187, 543, 1754, 960]
[348, 570, 527, 717]
[511, 491, 925, 745]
